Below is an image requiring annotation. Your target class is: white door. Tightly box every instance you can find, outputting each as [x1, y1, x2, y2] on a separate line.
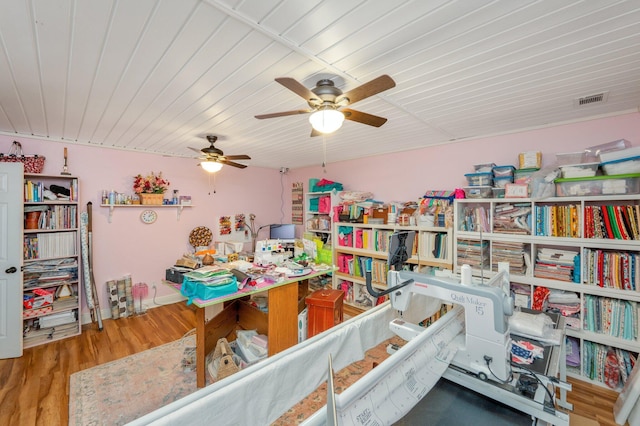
[0, 163, 23, 358]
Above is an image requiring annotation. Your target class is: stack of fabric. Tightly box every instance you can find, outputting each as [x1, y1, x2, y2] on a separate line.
[545, 289, 581, 329]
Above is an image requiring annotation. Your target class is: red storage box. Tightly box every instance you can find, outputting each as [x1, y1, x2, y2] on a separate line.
[305, 289, 344, 338]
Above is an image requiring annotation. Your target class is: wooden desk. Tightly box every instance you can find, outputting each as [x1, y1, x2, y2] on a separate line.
[167, 268, 333, 387]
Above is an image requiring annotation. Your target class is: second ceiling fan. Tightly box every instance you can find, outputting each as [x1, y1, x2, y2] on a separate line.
[255, 75, 395, 135]
[188, 135, 251, 172]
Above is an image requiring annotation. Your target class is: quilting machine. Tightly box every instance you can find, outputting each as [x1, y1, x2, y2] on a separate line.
[362, 230, 572, 425]
[382, 268, 514, 383]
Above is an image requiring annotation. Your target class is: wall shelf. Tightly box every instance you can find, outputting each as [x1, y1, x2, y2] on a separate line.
[100, 204, 193, 223]
[454, 195, 640, 390]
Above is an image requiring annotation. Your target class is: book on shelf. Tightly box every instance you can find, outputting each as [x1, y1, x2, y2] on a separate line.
[36, 205, 78, 230]
[419, 232, 448, 260]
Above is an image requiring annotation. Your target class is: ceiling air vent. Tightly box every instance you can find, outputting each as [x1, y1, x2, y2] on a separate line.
[574, 91, 608, 108]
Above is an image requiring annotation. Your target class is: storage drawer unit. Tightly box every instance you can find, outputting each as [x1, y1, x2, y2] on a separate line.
[305, 289, 344, 338]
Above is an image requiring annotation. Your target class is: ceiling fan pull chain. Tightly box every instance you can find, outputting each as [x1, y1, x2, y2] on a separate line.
[322, 135, 327, 173]
[208, 173, 217, 195]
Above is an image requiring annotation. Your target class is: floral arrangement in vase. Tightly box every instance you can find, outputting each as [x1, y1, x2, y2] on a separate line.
[133, 172, 170, 194]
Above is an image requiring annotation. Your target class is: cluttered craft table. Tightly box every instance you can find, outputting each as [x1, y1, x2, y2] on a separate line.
[166, 267, 334, 388]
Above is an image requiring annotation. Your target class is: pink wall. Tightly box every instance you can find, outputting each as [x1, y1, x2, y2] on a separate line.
[6, 112, 639, 320]
[291, 112, 640, 202]
[2, 135, 289, 318]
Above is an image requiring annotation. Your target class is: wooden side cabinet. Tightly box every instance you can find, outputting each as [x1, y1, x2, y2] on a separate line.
[305, 289, 344, 338]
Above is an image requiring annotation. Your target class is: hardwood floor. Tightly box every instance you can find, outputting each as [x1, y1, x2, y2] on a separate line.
[0, 302, 624, 425]
[0, 302, 196, 426]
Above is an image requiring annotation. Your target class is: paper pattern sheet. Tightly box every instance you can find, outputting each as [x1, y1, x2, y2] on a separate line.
[336, 308, 464, 425]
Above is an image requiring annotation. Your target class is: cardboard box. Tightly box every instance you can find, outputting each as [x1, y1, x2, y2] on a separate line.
[298, 307, 308, 343]
[518, 151, 542, 169]
[371, 207, 388, 224]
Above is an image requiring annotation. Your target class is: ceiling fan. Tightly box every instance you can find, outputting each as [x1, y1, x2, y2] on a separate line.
[255, 75, 395, 135]
[188, 135, 251, 172]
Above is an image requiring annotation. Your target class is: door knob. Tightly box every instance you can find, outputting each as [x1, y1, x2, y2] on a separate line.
[5, 266, 17, 273]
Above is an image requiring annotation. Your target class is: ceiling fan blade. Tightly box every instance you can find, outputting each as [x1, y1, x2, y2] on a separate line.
[219, 159, 248, 169]
[336, 75, 395, 105]
[275, 77, 321, 104]
[223, 154, 251, 160]
[255, 109, 312, 119]
[188, 146, 203, 154]
[310, 128, 322, 137]
[342, 108, 388, 127]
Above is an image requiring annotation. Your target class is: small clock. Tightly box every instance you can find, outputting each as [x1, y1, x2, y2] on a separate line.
[140, 209, 157, 224]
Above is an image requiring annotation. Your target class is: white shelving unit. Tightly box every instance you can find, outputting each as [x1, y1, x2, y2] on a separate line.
[304, 190, 340, 241]
[454, 195, 640, 390]
[332, 222, 453, 311]
[23, 173, 82, 348]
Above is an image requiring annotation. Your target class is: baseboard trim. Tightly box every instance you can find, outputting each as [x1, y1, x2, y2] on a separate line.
[80, 292, 187, 325]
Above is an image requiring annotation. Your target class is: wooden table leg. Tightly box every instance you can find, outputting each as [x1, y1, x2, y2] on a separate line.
[267, 281, 299, 356]
[196, 307, 206, 388]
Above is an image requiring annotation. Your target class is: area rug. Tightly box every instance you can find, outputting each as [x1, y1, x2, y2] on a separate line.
[69, 332, 403, 425]
[69, 333, 199, 425]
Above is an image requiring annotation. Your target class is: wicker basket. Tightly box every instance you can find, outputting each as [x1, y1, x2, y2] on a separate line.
[208, 338, 240, 381]
[139, 193, 164, 205]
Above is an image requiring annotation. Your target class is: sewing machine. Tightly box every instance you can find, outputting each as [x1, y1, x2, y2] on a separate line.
[385, 268, 514, 383]
[254, 239, 289, 266]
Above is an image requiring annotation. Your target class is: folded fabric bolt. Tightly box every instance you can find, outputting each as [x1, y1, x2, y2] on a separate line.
[565, 337, 580, 367]
[338, 191, 374, 202]
[509, 311, 552, 338]
[511, 340, 543, 364]
[548, 290, 580, 304]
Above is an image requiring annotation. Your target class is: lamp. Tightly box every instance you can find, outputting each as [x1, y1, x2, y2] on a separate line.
[309, 107, 345, 134]
[201, 161, 223, 173]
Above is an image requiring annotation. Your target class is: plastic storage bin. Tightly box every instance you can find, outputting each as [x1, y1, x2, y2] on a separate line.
[600, 156, 640, 175]
[555, 173, 640, 197]
[555, 151, 588, 166]
[464, 172, 493, 186]
[559, 163, 599, 178]
[514, 168, 539, 184]
[474, 163, 496, 173]
[492, 165, 515, 177]
[464, 186, 492, 198]
[590, 139, 633, 162]
[493, 176, 514, 188]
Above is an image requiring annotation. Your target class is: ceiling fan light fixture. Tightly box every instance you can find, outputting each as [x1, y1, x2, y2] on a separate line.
[309, 108, 344, 134]
[201, 161, 223, 173]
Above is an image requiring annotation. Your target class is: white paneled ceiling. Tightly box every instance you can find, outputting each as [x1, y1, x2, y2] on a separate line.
[0, 0, 638, 169]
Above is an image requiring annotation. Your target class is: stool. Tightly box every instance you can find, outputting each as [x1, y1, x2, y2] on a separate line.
[305, 289, 344, 338]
